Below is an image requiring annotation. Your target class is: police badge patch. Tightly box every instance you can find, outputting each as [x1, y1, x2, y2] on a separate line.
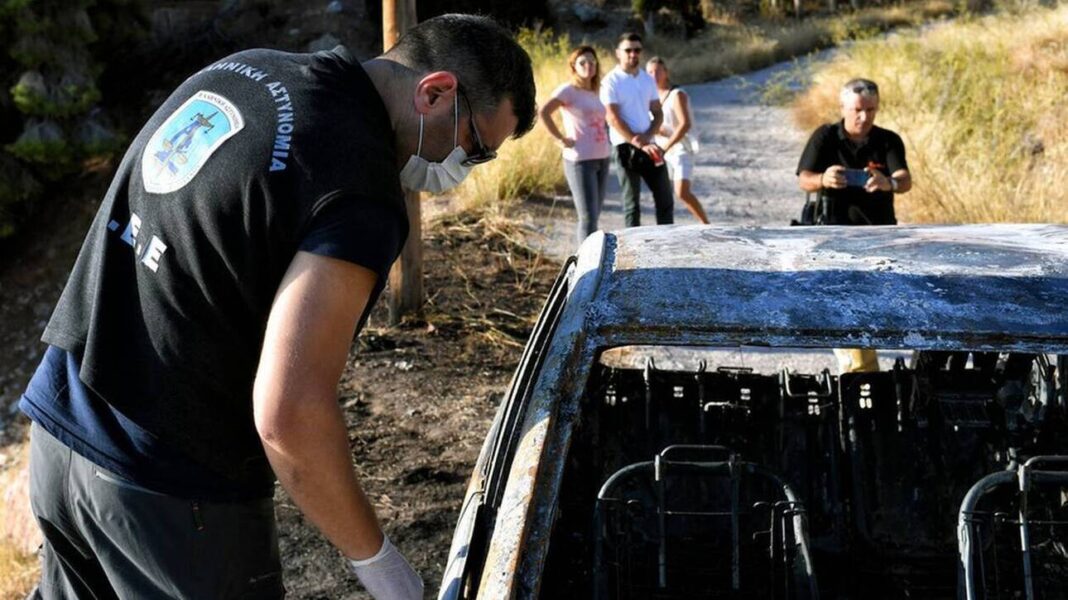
[141, 91, 244, 194]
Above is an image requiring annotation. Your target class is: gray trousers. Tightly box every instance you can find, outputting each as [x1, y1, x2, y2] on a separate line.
[27, 422, 285, 599]
[613, 144, 675, 227]
[562, 157, 610, 247]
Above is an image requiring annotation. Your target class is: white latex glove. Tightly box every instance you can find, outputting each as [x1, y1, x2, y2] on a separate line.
[348, 535, 424, 600]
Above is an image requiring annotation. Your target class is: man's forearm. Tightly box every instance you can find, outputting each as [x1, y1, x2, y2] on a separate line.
[258, 392, 384, 560]
[799, 170, 824, 192]
[605, 105, 637, 142]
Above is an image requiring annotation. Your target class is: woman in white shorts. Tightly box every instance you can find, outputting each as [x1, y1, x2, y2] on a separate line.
[646, 57, 709, 224]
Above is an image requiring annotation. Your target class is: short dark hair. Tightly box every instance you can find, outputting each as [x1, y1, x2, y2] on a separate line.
[385, 14, 536, 138]
[618, 32, 643, 47]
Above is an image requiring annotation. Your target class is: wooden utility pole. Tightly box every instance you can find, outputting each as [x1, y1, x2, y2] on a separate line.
[383, 0, 422, 325]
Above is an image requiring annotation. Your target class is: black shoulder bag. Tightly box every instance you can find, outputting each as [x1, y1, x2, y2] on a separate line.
[791, 191, 833, 226]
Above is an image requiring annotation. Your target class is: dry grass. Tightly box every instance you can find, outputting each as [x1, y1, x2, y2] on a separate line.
[416, 209, 552, 351]
[454, 1, 958, 213]
[0, 543, 36, 600]
[792, 4, 1068, 223]
[0, 440, 37, 600]
[653, 0, 955, 85]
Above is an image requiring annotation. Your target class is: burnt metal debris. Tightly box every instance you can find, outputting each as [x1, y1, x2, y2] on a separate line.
[441, 225, 1068, 600]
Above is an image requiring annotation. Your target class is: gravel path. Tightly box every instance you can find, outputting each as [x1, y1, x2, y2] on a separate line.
[686, 63, 816, 227]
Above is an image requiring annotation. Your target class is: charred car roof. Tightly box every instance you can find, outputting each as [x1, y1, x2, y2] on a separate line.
[573, 224, 1068, 353]
[458, 223, 1068, 599]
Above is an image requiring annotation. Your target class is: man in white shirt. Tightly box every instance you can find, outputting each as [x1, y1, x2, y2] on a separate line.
[600, 32, 674, 226]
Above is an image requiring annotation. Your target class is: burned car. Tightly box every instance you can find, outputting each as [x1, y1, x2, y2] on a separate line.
[439, 225, 1068, 600]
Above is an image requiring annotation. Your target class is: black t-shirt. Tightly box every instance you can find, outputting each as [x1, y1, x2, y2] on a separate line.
[796, 121, 908, 225]
[40, 47, 408, 495]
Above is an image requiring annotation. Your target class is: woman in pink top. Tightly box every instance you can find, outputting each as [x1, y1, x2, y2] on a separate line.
[538, 46, 612, 246]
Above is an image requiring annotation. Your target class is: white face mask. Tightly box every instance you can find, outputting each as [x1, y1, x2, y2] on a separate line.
[399, 95, 472, 193]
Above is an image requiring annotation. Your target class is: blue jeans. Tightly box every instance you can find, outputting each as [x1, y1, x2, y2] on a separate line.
[613, 144, 674, 227]
[563, 157, 610, 246]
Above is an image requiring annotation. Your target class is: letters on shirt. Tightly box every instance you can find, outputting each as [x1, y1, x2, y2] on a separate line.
[107, 213, 168, 273]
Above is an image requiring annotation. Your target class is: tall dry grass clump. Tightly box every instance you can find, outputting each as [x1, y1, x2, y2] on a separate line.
[660, 0, 955, 85]
[0, 440, 38, 599]
[792, 5, 1068, 223]
[0, 543, 36, 600]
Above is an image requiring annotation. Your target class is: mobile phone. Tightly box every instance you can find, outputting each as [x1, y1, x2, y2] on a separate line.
[844, 168, 869, 188]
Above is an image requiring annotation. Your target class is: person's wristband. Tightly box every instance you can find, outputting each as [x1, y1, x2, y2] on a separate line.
[889, 177, 899, 192]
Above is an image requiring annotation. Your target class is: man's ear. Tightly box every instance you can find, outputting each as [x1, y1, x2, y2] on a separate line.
[413, 71, 459, 116]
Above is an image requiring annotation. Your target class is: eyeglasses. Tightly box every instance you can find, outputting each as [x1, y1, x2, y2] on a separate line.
[457, 87, 497, 167]
[623, 47, 643, 54]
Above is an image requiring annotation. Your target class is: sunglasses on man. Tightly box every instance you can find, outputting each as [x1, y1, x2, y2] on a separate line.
[849, 82, 878, 95]
[457, 87, 497, 167]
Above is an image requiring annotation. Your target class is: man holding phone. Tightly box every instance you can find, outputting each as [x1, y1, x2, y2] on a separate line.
[796, 78, 911, 225]
[796, 78, 912, 374]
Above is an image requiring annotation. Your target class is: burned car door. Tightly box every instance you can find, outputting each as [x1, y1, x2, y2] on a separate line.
[438, 258, 575, 600]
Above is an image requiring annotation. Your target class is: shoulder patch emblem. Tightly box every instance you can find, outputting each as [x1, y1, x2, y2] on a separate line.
[141, 90, 244, 194]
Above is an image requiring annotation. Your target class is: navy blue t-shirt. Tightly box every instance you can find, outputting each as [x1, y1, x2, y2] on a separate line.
[21, 346, 253, 498]
[22, 46, 407, 499]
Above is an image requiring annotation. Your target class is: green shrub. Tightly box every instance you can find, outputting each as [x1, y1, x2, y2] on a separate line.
[0, 0, 143, 237]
